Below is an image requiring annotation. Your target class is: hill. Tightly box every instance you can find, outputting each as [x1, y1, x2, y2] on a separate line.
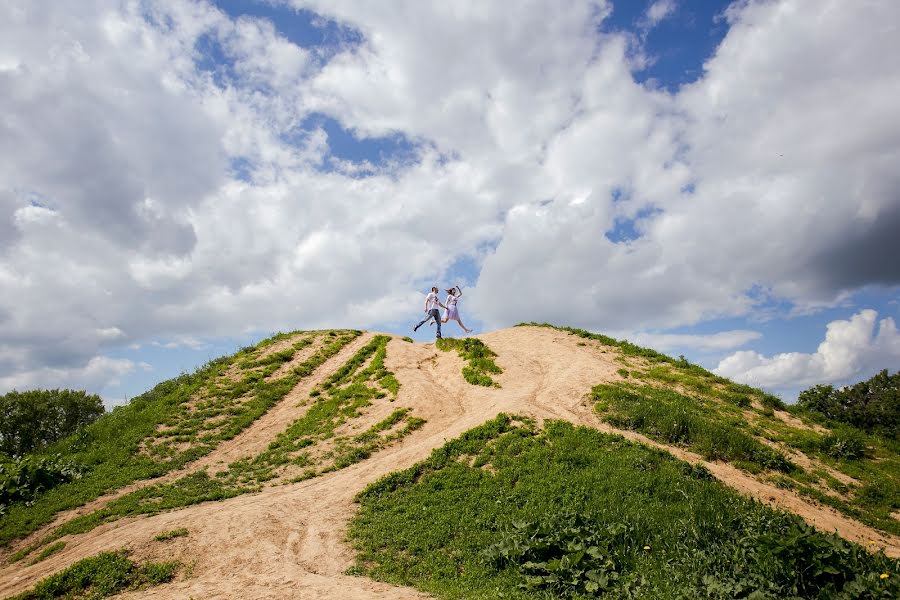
[0, 326, 897, 598]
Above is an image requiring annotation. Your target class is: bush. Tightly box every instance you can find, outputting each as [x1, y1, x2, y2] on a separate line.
[0, 389, 104, 457]
[820, 429, 869, 460]
[0, 454, 83, 515]
[798, 370, 899, 438]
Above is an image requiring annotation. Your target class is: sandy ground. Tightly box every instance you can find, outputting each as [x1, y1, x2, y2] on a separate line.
[1, 327, 897, 599]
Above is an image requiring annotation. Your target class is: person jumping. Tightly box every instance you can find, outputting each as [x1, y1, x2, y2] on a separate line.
[413, 286, 445, 339]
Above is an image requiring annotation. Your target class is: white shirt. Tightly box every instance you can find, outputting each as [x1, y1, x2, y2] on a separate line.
[425, 292, 441, 312]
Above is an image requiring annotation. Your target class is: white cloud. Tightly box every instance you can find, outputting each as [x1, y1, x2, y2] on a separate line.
[641, 0, 677, 31]
[629, 329, 761, 352]
[0, 356, 136, 396]
[0, 0, 898, 395]
[715, 309, 900, 392]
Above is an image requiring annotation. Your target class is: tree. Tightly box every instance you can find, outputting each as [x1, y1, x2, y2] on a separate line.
[797, 370, 899, 438]
[0, 389, 105, 457]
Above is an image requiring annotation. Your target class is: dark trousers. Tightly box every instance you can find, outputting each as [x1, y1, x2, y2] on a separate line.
[415, 309, 442, 337]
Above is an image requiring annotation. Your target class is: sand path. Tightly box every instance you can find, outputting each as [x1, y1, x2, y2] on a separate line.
[2, 327, 897, 599]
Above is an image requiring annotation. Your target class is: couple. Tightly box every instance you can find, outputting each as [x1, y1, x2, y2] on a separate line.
[413, 285, 472, 339]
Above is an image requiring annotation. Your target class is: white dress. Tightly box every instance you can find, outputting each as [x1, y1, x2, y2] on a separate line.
[444, 294, 459, 320]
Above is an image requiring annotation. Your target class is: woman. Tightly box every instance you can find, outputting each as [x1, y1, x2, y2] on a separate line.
[441, 285, 472, 333]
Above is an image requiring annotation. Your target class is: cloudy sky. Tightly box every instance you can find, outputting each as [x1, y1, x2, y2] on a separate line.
[1, 0, 898, 404]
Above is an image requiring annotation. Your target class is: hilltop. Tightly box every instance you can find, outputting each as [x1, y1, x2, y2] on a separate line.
[0, 326, 897, 599]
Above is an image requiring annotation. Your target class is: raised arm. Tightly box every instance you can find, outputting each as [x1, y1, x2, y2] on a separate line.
[455, 285, 463, 297]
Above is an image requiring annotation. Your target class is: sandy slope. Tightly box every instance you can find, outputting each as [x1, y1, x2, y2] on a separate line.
[1, 327, 897, 599]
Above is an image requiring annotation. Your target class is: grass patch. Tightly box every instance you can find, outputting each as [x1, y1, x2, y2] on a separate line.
[1, 330, 359, 549]
[435, 337, 502, 387]
[350, 417, 899, 599]
[28, 541, 65, 565]
[11, 550, 179, 599]
[593, 383, 794, 472]
[154, 527, 189, 542]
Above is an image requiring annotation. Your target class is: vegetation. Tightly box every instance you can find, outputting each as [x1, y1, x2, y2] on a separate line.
[798, 369, 899, 438]
[11, 550, 179, 599]
[0, 330, 359, 548]
[225, 335, 422, 484]
[520, 322, 900, 537]
[153, 527, 189, 542]
[435, 337, 502, 386]
[0, 389, 104, 458]
[350, 416, 898, 599]
[29, 541, 65, 564]
[0, 454, 84, 517]
[16, 335, 425, 556]
[593, 383, 794, 473]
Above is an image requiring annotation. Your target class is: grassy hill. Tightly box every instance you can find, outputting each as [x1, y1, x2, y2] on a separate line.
[1, 325, 897, 599]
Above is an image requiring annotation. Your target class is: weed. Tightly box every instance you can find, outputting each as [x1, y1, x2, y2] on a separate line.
[28, 541, 65, 565]
[154, 527, 189, 542]
[11, 550, 179, 599]
[435, 338, 502, 387]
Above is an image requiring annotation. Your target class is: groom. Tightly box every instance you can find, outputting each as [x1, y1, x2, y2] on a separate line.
[413, 286, 445, 339]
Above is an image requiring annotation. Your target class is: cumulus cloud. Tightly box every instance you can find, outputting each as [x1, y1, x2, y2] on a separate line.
[629, 329, 761, 352]
[471, 0, 900, 330]
[1, 0, 899, 395]
[0, 356, 138, 396]
[715, 309, 900, 392]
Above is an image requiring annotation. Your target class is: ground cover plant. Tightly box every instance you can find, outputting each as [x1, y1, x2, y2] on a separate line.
[0, 330, 359, 549]
[350, 415, 898, 599]
[16, 335, 425, 556]
[11, 550, 179, 599]
[520, 323, 900, 538]
[435, 337, 502, 387]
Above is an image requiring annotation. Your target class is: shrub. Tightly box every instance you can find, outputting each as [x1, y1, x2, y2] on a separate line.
[0, 454, 83, 514]
[820, 429, 869, 460]
[798, 370, 899, 438]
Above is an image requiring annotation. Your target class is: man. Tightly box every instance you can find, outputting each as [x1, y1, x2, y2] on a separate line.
[413, 286, 445, 339]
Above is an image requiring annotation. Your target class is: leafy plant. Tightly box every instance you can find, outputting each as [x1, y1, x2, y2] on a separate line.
[0, 454, 84, 515]
[11, 550, 179, 599]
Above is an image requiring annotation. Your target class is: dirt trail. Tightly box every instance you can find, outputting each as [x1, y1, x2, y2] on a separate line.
[2, 327, 897, 599]
[3, 333, 374, 560]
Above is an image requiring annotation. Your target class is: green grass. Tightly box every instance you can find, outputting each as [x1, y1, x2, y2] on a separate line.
[28, 541, 65, 565]
[18, 336, 425, 556]
[349, 416, 899, 599]
[153, 527, 189, 542]
[593, 383, 794, 473]
[520, 322, 900, 537]
[435, 338, 502, 387]
[1, 330, 359, 551]
[11, 550, 179, 599]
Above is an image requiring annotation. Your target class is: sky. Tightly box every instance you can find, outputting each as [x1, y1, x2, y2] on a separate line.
[1, 0, 898, 406]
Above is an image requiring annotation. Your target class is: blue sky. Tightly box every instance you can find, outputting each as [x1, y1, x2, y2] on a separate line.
[1, 0, 898, 405]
